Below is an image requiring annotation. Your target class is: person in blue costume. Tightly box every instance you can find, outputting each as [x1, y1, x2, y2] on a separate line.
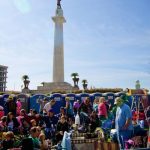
[115, 97, 133, 150]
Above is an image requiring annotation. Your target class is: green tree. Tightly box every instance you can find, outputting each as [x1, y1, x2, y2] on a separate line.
[41, 82, 45, 86]
[82, 79, 88, 90]
[71, 73, 79, 87]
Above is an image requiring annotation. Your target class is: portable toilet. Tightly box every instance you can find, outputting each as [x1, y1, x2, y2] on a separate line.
[1, 94, 9, 114]
[77, 93, 91, 103]
[50, 93, 65, 114]
[29, 94, 47, 113]
[16, 94, 30, 113]
[103, 92, 115, 107]
[0, 94, 9, 107]
[0, 95, 2, 103]
[0, 95, 4, 110]
[115, 92, 126, 98]
[92, 92, 103, 103]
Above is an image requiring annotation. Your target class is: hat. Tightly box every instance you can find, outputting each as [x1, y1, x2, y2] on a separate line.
[48, 108, 54, 113]
[114, 97, 122, 104]
[8, 96, 13, 100]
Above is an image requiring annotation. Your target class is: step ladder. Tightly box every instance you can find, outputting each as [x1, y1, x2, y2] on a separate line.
[131, 94, 148, 123]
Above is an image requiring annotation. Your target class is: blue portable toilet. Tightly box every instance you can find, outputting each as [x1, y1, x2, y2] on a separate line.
[50, 93, 65, 114]
[126, 95, 133, 108]
[89, 94, 94, 104]
[77, 93, 91, 103]
[92, 92, 103, 103]
[2, 94, 9, 105]
[115, 92, 126, 98]
[103, 92, 115, 107]
[16, 94, 30, 113]
[66, 93, 76, 106]
[0, 95, 4, 109]
[29, 94, 47, 113]
[75, 94, 81, 102]
[1, 94, 9, 114]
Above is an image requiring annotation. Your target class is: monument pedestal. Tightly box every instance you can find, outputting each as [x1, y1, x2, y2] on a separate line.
[37, 82, 73, 93]
[22, 88, 30, 94]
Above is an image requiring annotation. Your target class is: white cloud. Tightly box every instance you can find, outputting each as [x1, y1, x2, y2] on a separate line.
[13, 0, 31, 14]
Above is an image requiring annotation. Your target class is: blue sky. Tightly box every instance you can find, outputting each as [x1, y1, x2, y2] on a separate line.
[0, 0, 150, 91]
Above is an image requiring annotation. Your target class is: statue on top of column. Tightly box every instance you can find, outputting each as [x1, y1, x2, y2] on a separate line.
[57, 0, 61, 8]
[56, 0, 63, 16]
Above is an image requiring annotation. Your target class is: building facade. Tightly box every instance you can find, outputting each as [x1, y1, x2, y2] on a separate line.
[0, 65, 8, 92]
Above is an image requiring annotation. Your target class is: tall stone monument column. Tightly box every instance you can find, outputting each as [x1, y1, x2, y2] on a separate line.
[36, 1, 73, 93]
[52, 2, 66, 82]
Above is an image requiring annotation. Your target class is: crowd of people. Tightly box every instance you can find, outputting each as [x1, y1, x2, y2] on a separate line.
[0, 94, 149, 150]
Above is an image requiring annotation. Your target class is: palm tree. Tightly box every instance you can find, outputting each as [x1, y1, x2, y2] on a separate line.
[22, 75, 30, 89]
[71, 73, 79, 87]
[41, 82, 45, 86]
[22, 75, 29, 81]
[82, 79, 88, 90]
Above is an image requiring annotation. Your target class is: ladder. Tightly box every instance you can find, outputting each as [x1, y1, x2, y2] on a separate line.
[131, 94, 148, 123]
